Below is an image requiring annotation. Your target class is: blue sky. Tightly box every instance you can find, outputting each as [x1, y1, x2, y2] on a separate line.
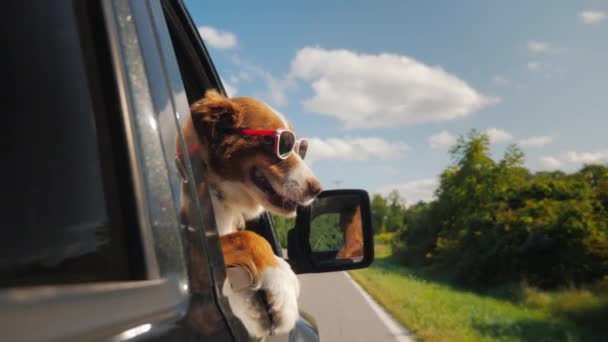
[185, 0, 608, 204]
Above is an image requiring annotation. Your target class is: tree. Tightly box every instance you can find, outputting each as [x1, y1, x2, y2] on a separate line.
[392, 128, 608, 288]
[385, 190, 405, 232]
[371, 194, 388, 234]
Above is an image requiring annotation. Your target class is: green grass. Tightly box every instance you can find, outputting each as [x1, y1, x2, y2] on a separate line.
[349, 239, 608, 342]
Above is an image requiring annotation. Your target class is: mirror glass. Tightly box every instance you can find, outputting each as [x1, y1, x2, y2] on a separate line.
[309, 195, 364, 262]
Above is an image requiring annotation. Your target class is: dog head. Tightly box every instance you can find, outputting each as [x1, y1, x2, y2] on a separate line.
[188, 90, 322, 218]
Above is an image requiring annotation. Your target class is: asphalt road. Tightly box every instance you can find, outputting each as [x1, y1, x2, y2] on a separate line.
[294, 272, 413, 342]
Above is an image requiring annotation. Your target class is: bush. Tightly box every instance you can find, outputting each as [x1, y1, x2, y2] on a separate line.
[391, 130, 608, 289]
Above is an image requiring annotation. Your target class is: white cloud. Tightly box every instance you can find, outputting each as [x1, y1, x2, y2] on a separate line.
[527, 61, 542, 71]
[378, 178, 438, 204]
[223, 82, 238, 97]
[229, 54, 294, 106]
[230, 54, 266, 76]
[286, 47, 497, 129]
[306, 137, 409, 163]
[429, 130, 457, 149]
[198, 26, 237, 49]
[564, 150, 608, 164]
[540, 156, 563, 169]
[518, 135, 553, 147]
[528, 40, 549, 53]
[264, 74, 290, 106]
[485, 128, 513, 143]
[238, 71, 251, 82]
[539, 149, 608, 170]
[579, 10, 607, 24]
[220, 76, 238, 97]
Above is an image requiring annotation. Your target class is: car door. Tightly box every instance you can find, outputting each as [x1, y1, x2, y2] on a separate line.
[0, 0, 248, 340]
[0, 1, 190, 340]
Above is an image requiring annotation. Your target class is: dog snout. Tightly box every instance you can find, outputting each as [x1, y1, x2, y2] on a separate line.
[305, 178, 323, 198]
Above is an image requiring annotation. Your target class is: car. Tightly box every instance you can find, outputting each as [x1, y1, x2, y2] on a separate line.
[0, 0, 374, 341]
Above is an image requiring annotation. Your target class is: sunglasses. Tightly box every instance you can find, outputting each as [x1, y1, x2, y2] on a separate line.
[238, 128, 308, 160]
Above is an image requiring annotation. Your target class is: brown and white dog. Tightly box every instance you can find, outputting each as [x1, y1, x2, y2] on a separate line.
[178, 90, 322, 337]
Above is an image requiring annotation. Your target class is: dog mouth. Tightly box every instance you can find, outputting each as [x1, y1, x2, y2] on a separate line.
[250, 168, 298, 212]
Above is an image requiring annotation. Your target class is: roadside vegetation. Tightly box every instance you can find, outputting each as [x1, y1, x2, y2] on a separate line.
[350, 236, 608, 341]
[379, 130, 608, 289]
[352, 130, 608, 341]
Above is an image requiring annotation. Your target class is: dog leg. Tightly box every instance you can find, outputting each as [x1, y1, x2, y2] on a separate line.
[220, 231, 300, 337]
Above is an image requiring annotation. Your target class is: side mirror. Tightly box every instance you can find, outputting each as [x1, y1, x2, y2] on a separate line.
[287, 189, 374, 274]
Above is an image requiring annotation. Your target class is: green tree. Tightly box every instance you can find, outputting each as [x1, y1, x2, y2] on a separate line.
[393, 128, 608, 288]
[371, 194, 388, 234]
[385, 190, 405, 232]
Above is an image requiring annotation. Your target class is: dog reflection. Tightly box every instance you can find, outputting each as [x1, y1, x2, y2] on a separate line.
[337, 205, 363, 259]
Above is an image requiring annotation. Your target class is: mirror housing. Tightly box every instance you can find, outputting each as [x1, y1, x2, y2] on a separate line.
[287, 189, 374, 274]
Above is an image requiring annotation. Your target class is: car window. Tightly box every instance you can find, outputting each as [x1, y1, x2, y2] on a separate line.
[160, 0, 228, 249]
[0, 1, 143, 287]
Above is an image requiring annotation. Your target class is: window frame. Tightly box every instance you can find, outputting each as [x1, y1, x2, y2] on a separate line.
[157, 0, 253, 339]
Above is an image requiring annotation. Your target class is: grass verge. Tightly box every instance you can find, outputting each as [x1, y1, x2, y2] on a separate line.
[349, 237, 608, 342]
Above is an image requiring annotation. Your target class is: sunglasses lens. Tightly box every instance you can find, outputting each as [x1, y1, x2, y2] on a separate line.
[278, 131, 295, 158]
[297, 139, 308, 159]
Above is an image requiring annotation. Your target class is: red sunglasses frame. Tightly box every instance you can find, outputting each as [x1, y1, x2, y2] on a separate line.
[176, 128, 308, 160]
[239, 128, 307, 160]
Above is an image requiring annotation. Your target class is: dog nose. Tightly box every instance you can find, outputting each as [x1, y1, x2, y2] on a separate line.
[306, 179, 323, 198]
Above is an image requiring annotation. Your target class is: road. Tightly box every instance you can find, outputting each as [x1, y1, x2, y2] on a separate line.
[294, 272, 413, 342]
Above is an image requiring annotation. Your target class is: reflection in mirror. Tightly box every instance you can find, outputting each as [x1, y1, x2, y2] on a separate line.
[309, 195, 364, 262]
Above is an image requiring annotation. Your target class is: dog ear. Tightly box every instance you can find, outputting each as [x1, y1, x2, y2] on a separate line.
[191, 89, 243, 140]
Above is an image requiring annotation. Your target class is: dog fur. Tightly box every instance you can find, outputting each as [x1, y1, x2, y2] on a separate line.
[337, 206, 364, 259]
[178, 90, 321, 337]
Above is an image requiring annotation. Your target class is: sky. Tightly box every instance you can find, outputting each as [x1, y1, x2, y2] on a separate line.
[184, 0, 608, 204]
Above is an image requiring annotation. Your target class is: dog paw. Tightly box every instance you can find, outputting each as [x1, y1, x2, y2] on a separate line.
[223, 256, 300, 337]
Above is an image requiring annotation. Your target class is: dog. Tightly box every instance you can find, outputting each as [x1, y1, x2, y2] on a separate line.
[178, 90, 322, 337]
[336, 205, 364, 259]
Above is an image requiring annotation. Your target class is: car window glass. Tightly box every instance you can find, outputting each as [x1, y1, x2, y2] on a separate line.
[0, 1, 142, 287]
